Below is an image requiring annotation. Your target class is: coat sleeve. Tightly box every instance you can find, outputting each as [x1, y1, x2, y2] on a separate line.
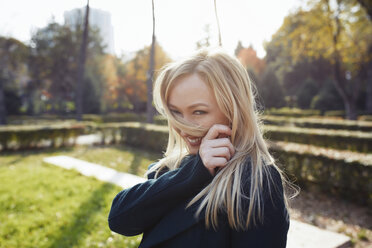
[108, 154, 213, 236]
[230, 166, 290, 248]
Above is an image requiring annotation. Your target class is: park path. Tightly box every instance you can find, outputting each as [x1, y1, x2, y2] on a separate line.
[43, 155, 351, 248]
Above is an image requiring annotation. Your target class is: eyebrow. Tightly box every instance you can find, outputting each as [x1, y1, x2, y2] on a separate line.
[168, 103, 209, 109]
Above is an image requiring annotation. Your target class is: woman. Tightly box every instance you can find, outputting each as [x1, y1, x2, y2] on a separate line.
[108, 48, 291, 248]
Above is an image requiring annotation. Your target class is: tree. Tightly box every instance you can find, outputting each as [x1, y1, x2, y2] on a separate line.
[356, 0, 372, 113]
[282, 57, 331, 96]
[265, 0, 372, 119]
[147, 0, 156, 123]
[29, 17, 105, 115]
[76, 0, 90, 121]
[101, 54, 119, 108]
[214, 0, 222, 46]
[236, 45, 265, 76]
[31, 22, 78, 114]
[256, 65, 286, 109]
[311, 78, 344, 112]
[125, 43, 171, 112]
[0, 37, 29, 124]
[234, 41, 244, 57]
[196, 24, 212, 49]
[297, 78, 319, 109]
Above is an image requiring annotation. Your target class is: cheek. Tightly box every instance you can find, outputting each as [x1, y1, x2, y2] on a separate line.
[208, 112, 230, 127]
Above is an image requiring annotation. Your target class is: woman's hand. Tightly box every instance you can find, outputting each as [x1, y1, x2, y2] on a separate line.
[199, 124, 235, 176]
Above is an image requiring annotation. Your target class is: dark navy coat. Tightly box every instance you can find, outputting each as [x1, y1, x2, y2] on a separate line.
[108, 154, 289, 248]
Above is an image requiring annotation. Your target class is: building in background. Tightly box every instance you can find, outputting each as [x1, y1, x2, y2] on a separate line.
[64, 7, 115, 54]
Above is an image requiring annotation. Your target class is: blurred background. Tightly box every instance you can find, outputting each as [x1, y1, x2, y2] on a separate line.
[0, 0, 371, 247]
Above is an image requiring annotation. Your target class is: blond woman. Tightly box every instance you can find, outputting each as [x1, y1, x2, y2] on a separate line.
[108, 48, 290, 248]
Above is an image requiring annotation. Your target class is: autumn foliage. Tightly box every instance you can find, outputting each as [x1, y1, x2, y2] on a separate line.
[101, 43, 171, 112]
[236, 45, 265, 76]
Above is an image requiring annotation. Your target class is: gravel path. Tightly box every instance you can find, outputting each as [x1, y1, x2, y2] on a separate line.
[289, 189, 372, 248]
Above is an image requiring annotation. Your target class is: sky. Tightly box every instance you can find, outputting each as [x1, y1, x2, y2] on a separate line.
[0, 0, 301, 60]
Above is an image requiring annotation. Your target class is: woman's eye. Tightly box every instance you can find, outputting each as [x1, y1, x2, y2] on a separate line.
[170, 109, 181, 115]
[194, 110, 206, 115]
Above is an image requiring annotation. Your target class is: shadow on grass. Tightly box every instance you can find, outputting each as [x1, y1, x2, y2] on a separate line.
[47, 182, 115, 248]
[129, 153, 142, 175]
[1, 146, 76, 167]
[0, 146, 75, 156]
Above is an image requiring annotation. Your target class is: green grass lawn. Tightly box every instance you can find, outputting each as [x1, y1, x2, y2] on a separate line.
[0, 145, 161, 248]
[67, 145, 161, 176]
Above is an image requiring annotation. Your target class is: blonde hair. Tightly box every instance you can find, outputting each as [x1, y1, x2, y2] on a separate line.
[150, 48, 289, 230]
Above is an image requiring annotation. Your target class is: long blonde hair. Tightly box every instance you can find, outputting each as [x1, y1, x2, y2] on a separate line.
[150, 48, 289, 230]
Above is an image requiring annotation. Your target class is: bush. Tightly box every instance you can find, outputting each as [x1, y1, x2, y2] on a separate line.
[324, 110, 345, 118]
[296, 78, 319, 109]
[89, 122, 169, 153]
[311, 79, 344, 112]
[264, 125, 372, 153]
[264, 108, 321, 117]
[88, 122, 372, 207]
[0, 123, 87, 151]
[256, 66, 286, 108]
[4, 88, 22, 115]
[270, 141, 372, 207]
[263, 115, 372, 132]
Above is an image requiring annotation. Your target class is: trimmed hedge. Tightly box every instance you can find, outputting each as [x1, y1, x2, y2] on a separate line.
[90, 123, 372, 207]
[323, 110, 345, 117]
[88, 122, 169, 153]
[263, 108, 372, 120]
[7, 113, 166, 125]
[263, 115, 372, 132]
[359, 115, 372, 122]
[263, 125, 372, 153]
[2, 120, 371, 154]
[269, 141, 372, 207]
[1, 122, 370, 206]
[0, 123, 87, 151]
[264, 108, 321, 117]
[0, 120, 168, 151]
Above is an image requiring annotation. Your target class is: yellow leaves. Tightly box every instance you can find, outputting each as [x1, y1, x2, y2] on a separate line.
[268, 0, 371, 69]
[101, 54, 120, 102]
[123, 43, 171, 102]
[126, 43, 171, 82]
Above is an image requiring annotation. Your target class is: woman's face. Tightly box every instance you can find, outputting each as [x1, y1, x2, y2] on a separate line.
[167, 73, 229, 154]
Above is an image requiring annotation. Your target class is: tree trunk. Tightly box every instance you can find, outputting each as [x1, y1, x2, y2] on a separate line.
[332, 58, 358, 120]
[327, 0, 359, 120]
[214, 0, 222, 46]
[365, 45, 372, 114]
[344, 97, 358, 120]
[0, 78, 7, 125]
[76, 0, 89, 121]
[146, 0, 156, 123]
[26, 84, 34, 115]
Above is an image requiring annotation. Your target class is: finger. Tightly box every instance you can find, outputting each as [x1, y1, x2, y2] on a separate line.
[217, 133, 230, 139]
[204, 138, 235, 156]
[204, 157, 228, 169]
[203, 124, 232, 141]
[210, 147, 231, 161]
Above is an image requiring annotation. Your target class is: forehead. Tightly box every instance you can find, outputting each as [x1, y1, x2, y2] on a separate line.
[168, 74, 216, 107]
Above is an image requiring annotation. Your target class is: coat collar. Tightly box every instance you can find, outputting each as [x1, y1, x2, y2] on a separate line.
[139, 199, 205, 248]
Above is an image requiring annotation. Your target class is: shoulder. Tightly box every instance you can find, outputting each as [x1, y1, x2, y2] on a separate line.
[147, 162, 157, 171]
[147, 162, 169, 180]
[146, 155, 198, 179]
